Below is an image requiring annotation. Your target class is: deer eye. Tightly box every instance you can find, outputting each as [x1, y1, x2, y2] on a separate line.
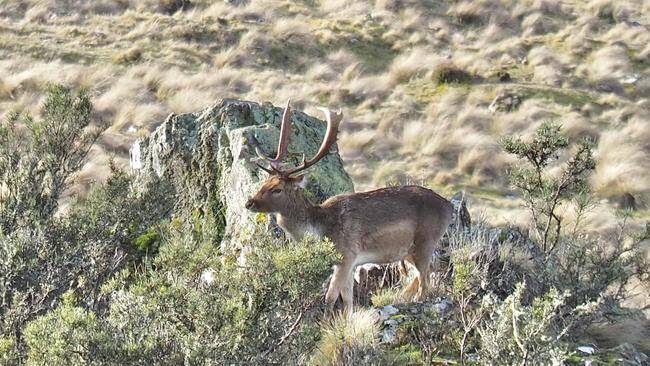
[271, 188, 282, 194]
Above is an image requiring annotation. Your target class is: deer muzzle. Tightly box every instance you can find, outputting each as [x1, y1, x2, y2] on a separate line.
[245, 198, 258, 211]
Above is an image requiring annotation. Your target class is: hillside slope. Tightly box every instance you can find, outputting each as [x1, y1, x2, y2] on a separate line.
[0, 0, 649, 225]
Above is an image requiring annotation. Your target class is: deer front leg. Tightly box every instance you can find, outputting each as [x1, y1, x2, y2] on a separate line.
[324, 258, 355, 317]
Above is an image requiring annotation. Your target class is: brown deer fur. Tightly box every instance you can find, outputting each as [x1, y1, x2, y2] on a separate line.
[245, 101, 454, 315]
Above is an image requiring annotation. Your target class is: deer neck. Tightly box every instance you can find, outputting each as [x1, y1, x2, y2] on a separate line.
[275, 194, 324, 241]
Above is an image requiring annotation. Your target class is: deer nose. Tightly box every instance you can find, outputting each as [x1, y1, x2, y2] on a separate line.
[245, 199, 255, 210]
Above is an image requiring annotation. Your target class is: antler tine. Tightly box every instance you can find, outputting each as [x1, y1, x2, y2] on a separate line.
[255, 162, 275, 175]
[284, 107, 343, 176]
[255, 99, 293, 171]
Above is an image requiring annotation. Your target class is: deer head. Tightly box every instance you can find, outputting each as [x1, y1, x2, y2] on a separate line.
[245, 100, 343, 214]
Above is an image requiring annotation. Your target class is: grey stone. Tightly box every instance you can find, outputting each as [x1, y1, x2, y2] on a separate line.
[376, 299, 454, 344]
[428, 298, 453, 314]
[381, 328, 396, 344]
[577, 345, 596, 355]
[384, 318, 399, 327]
[382, 305, 399, 316]
[489, 92, 522, 113]
[130, 99, 354, 253]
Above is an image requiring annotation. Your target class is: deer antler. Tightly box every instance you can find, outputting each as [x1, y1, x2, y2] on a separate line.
[282, 106, 343, 177]
[255, 101, 342, 177]
[256, 99, 293, 172]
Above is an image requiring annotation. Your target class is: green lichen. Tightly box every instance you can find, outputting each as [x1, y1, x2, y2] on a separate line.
[133, 227, 162, 252]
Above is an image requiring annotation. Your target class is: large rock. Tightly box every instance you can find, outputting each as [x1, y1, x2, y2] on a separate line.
[130, 99, 354, 252]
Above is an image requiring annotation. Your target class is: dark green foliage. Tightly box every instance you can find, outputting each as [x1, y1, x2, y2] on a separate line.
[549, 216, 650, 307]
[497, 122, 649, 307]
[0, 167, 173, 363]
[23, 303, 106, 366]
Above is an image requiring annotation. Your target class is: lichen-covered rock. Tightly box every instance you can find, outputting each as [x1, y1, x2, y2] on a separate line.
[376, 299, 454, 344]
[488, 92, 521, 113]
[577, 343, 650, 366]
[130, 99, 354, 253]
[446, 191, 472, 239]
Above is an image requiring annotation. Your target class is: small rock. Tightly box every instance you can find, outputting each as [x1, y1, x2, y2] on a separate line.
[377, 305, 400, 321]
[200, 268, 216, 286]
[489, 93, 522, 113]
[381, 328, 396, 343]
[577, 346, 596, 355]
[429, 298, 453, 314]
[383, 305, 399, 315]
[622, 74, 640, 85]
[384, 318, 399, 327]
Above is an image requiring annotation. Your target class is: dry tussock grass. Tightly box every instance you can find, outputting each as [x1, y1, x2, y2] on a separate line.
[311, 309, 380, 365]
[0, 0, 649, 218]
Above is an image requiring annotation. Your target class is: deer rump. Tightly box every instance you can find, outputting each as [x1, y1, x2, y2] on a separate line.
[322, 185, 453, 266]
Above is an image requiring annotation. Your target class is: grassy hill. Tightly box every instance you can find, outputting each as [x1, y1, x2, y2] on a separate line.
[1, 0, 649, 226]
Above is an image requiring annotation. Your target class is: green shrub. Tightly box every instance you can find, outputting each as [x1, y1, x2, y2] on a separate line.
[23, 222, 339, 365]
[24, 304, 106, 366]
[0, 84, 102, 234]
[0, 113, 172, 363]
[476, 283, 571, 365]
[500, 121, 596, 254]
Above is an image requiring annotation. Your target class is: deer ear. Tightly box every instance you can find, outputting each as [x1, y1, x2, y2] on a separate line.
[292, 173, 309, 189]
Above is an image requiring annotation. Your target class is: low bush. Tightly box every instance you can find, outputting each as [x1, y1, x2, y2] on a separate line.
[23, 225, 339, 365]
[431, 64, 473, 84]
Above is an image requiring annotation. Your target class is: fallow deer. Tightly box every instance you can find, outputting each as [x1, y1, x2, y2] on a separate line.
[245, 100, 454, 315]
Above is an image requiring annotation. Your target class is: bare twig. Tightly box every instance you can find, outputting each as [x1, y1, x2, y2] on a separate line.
[277, 311, 303, 347]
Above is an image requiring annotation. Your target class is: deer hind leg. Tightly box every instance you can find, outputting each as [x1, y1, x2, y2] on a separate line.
[412, 251, 432, 301]
[325, 259, 355, 317]
[400, 255, 420, 300]
[412, 225, 447, 301]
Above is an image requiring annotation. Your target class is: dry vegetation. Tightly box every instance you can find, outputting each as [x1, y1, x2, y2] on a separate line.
[0, 0, 649, 225]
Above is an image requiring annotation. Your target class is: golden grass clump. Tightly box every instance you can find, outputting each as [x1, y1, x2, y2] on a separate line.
[112, 47, 142, 65]
[310, 309, 381, 366]
[592, 129, 649, 197]
[371, 287, 404, 307]
[388, 48, 443, 85]
[582, 44, 632, 83]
